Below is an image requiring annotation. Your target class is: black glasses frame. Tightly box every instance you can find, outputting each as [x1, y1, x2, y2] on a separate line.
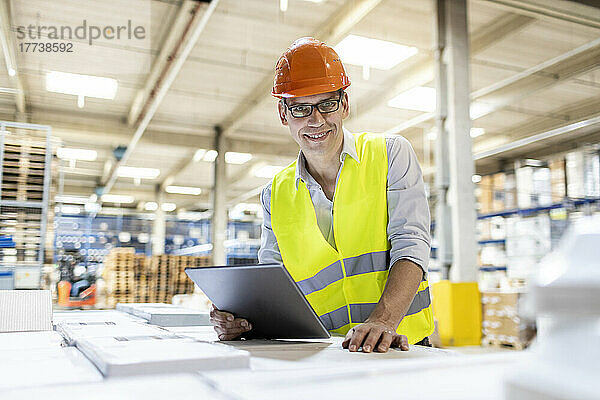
[284, 93, 343, 118]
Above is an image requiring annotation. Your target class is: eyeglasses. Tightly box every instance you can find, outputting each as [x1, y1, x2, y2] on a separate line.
[285, 94, 342, 118]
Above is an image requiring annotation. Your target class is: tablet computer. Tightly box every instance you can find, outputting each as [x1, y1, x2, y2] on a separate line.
[185, 263, 330, 339]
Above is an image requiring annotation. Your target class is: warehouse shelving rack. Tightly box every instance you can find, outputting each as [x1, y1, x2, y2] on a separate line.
[477, 196, 600, 220]
[0, 121, 53, 289]
[429, 196, 600, 272]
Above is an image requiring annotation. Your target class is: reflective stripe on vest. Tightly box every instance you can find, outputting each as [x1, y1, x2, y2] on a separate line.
[270, 132, 435, 344]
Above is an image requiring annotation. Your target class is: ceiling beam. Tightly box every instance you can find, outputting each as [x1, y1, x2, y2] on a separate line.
[474, 114, 600, 160]
[24, 108, 298, 157]
[0, 0, 26, 114]
[421, 107, 600, 176]
[351, 12, 535, 124]
[157, 0, 385, 189]
[218, 0, 385, 137]
[386, 36, 600, 135]
[127, 1, 202, 127]
[103, 0, 220, 195]
[479, 0, 600, 29]
[475, 95, 600, 153]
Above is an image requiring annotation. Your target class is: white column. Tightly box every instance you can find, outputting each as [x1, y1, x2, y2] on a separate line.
[434, 0, 453, 280]
[152, 187, 166, 255]
[444, 0, 478, 282]
[211, 126, 227, 265]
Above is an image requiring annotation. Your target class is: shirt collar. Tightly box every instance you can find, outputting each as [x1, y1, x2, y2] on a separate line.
[294, 127, 360, 189]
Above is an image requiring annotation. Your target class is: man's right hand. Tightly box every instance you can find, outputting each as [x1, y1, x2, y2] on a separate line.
[209, 304, 252, 341]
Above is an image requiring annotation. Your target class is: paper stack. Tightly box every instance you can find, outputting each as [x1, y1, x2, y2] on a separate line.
[76, 335, 250, 377]
[52, 309, 147, 327]
[116, 302, 210, 326]
[56, 320, 173, 345]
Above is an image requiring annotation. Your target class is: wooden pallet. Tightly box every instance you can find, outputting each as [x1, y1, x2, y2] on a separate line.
[481, 336, 527, 351]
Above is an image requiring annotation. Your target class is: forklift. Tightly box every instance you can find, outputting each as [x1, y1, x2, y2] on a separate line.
[56, 251, 97, 308]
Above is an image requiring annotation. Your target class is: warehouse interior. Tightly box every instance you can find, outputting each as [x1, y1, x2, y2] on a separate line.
[1, 0, 599, 398]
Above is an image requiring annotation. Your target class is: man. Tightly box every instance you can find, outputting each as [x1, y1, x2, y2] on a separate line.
[210, 37, 434, 352]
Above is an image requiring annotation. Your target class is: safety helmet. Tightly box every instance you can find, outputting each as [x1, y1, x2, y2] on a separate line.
[272, 37, 351, 98]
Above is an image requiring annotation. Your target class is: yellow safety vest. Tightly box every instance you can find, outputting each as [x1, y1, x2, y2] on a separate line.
[271, 132, 434, 344]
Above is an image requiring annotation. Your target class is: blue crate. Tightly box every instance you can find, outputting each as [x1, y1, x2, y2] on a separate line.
[0, 269, 14, 290]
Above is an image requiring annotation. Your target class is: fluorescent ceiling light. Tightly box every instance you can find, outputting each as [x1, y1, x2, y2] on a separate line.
[165, 186, 202, 195]
[101, 194, 134, 204]
[335, 35, 418, 70]
[254, 165, 285, 179]
[118, 232, 131, 242]
[426, 127, 485, 140]
[57, 147, 97, 161]
[55, 195, 93, 204]
[193, 149, 206, 162]
[225, 152, 252, 165]
[161, 202, 177, 212]
[101, 207, 124, 215]
[470, 128, 486, 138]
[137, 233, 150, 243]
[388, 86, 436, 112]
[84, 202, 101, 213]
[46, 71, 118, 99]
[193, 149, 218, 162]
[203, 150, 218, 162]
[470, 102, 493, 120]
[144, 201, 158, 211]
[177, 211, 208, 221]
[61, 205, 81, 214]
[117, 166, 160, 179]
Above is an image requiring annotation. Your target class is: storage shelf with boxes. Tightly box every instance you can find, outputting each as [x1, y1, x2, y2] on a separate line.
[0, 122, 57, 290]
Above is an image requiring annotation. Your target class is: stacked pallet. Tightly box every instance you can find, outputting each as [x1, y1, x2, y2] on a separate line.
[133, 255, 151, 303]
[101, 250, 208, 307]
[1, 137, 47, 202]
[0, 134, 58, 271]
[148, 255, 178, 303]
[102, 248, 139, 307]
[175, 256, 209, 294]
[0, 207, 42, 263]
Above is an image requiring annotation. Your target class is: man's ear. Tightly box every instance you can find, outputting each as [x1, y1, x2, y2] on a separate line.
[278, 101, 288, 126]
[341, 91, 349, 119]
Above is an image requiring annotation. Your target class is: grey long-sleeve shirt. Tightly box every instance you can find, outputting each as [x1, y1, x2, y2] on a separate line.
[258, 128, 431, 274]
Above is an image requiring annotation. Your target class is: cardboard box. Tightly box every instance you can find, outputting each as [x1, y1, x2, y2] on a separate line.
[481, 291, 536, 348]
[549, 158, 566, 203]
[478, 175, 493, 214]
[491, 173, 506, 212]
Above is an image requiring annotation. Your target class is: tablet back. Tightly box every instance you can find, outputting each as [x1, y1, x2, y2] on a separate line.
[185, 264, 330, 339]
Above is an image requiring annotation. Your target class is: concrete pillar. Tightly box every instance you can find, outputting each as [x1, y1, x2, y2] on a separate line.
[152, 186, 166, 255]
[211, 126, 227, 265]
[444, 0, 478, 282]
[433, 0, 453, 280]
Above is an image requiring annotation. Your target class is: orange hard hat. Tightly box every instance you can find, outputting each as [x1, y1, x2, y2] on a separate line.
[272, 37, 350, 98]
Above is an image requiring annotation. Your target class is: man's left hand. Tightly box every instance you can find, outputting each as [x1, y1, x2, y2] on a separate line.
[341, 321, 409, 353]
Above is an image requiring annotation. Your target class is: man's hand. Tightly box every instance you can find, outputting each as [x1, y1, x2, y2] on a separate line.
[209, 304, 252, 341]
[341, 320, 409, 353]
